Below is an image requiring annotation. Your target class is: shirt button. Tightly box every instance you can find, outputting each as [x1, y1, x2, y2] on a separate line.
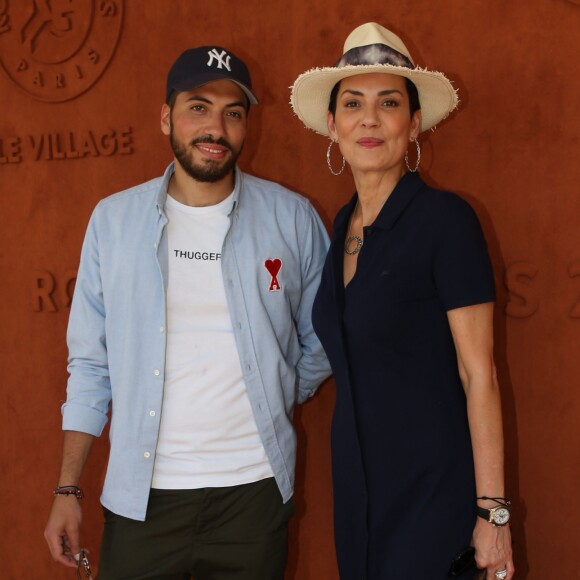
[149, 410, 156, 417]
[154, 369, 160, 376]
[159, 326, 164, 333]
[144, 451, 151, 459]
[237, 322, 242, 329]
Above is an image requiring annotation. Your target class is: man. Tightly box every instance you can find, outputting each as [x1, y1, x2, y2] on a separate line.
[44, 45, 330, 579]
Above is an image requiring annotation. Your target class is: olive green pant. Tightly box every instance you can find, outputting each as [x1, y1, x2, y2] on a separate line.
[97, 478, 294, 580]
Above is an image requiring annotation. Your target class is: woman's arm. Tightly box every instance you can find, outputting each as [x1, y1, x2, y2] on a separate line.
[447, 302, 514, 580]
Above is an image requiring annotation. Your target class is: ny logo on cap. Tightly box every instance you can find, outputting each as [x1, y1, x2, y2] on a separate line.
[207, 48, 231, 71]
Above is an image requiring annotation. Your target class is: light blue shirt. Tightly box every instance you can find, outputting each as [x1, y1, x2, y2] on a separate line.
[62, 163, 331, 521]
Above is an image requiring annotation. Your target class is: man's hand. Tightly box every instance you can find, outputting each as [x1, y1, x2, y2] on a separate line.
[44, 495, 83, 568]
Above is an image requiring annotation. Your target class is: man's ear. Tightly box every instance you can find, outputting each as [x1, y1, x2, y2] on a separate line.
[161, 104, 171, 136]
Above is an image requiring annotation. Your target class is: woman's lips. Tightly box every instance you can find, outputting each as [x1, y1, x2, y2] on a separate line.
[357, 138, 383, 148]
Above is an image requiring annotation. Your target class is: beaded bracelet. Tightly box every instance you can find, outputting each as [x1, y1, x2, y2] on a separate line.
[53, 485, 84, 499]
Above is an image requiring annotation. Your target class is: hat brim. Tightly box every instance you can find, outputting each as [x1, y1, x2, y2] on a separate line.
[290, 64, 458, 135]
[170, 73, 259, 105]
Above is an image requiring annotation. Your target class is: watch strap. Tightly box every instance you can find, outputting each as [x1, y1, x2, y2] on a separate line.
[476, 506, 493, 522]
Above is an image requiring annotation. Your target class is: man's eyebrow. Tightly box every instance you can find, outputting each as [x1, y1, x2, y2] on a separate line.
[184, 94, 212, 104]
[183, 95, 246, 108]
[225, 100, 246, 108]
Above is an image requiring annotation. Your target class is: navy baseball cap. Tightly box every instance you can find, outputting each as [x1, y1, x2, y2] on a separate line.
[166, 46, 258, 105]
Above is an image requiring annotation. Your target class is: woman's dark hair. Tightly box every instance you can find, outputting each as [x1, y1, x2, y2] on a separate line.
[328, 76, 421, 119]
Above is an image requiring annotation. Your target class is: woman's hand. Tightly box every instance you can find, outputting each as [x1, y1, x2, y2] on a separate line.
[472, 518, 514, 579]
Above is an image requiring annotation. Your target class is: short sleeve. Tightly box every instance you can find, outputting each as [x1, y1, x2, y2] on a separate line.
[433, 196, 495, 311]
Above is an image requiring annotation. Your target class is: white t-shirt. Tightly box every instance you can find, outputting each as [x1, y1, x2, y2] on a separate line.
[151, 192, 273, 489]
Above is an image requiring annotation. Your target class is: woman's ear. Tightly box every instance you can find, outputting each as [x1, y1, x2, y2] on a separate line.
[327, 110, 338, 142]
[410, 109, 422, 140]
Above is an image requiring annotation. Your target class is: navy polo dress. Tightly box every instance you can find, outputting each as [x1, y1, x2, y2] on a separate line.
[312, 172, 495, 579]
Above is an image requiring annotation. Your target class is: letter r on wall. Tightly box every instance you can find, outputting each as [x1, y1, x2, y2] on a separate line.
[32, 270, 57, 312]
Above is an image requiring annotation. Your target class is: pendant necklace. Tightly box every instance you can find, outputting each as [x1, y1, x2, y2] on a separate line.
[344, 200, 363, 255]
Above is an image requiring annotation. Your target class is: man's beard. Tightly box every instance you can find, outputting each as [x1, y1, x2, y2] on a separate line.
[170, 130, 242, 183]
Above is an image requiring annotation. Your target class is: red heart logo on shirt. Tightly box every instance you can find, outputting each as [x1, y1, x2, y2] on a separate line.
[264, 258, 283, 292]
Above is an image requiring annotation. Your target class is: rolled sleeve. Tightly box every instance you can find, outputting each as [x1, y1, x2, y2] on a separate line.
[63, 206, 112, 435]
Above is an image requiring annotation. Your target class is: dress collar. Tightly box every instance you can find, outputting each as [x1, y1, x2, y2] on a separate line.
[335, 171, 424, 234]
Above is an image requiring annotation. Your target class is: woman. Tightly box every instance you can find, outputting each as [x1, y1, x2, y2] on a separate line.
[290, 23, 514, 580]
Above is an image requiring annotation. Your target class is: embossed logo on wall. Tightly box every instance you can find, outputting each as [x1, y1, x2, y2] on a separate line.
[0, 0, 124, 101]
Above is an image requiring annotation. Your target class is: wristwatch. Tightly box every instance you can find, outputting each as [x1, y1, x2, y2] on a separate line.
[477, 504, 510, 526]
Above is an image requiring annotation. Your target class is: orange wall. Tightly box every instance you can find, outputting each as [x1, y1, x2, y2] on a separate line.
[1, 1, 579, 578]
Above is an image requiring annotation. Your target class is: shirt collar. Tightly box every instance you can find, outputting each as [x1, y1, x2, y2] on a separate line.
[155, 163, 174, 215]
[229, 165, 242, 217]
[155, 162, 242, 216]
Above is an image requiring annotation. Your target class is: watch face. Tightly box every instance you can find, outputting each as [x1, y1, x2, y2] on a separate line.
[492, 507, 510, 525]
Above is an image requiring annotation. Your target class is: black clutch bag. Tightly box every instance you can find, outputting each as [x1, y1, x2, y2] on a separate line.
[448, 546, 477, 578]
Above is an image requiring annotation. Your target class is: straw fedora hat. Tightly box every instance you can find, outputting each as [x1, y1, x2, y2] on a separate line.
[290, 22, 458, 135]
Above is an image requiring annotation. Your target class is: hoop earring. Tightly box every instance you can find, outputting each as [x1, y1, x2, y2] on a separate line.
[405, 138, 421, 173]
[326, 140, 345, 176]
